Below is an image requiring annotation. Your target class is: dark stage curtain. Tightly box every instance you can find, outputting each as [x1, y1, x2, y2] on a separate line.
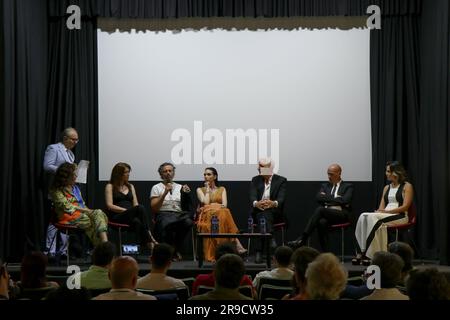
[0, 0, 48, 260]
[416, 0, 450, 264]
[369, 16, 421, 221]
[46, 17, 99, 217]
[48, 0, 421, 18]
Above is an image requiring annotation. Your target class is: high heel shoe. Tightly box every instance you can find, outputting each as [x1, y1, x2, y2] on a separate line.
[235, 241, 248, 255]
[351, 254, 362, 265]
[361, 256, 371, 266]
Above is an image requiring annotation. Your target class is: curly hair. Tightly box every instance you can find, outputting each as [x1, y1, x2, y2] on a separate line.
[51, 162, 77, 190]
[306, 253, 347, 300]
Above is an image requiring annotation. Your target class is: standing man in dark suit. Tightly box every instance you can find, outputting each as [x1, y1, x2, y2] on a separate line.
[288, 163, 353, 252]
[250, 158, 287, 263]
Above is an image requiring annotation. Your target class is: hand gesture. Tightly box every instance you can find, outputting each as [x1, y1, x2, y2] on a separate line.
[165, 183, 173, 194]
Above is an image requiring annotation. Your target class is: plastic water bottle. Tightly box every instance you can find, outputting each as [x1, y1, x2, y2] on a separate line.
[259, 217, 267, 234]
[211, 215, 219, 234]
[247, 216, 254, 234]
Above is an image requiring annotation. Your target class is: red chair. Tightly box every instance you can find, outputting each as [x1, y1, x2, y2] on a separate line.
[48, 205, 85, 265]
[51, 222, 82, 266]
[306, 221, 352, 262]
[386, 204, 417, 241]
[273, 222, 287, 246]
[329, 222, 352, 262]
[108, 221, 130, 255]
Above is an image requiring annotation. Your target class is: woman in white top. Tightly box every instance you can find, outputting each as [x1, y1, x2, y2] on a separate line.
[354, 161, 414, 261]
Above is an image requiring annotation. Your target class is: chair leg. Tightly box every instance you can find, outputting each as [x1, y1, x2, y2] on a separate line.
[281, 227, 285, 246]
[65, 229, 70, 266]
[395, 229, 399, 242]
[341, 227, 345, 263]
[118, 227, 122, 256]
[192, 228, 196, 262]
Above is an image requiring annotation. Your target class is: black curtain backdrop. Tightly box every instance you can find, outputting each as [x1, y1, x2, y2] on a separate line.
[417, 0, 450, 263]
[2, 0, 449, 264]
[46, 16, 99, 227]
[1, 0, 48, 261]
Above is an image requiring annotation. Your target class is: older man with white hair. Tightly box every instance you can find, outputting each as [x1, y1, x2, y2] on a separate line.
[250, 158, 287, 263]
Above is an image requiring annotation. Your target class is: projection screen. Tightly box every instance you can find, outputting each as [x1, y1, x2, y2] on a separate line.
[98, 27, 372, 181]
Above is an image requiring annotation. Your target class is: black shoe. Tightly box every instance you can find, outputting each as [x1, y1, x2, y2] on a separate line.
[255, 252, 263, 264]
[287, 239, 305, 249]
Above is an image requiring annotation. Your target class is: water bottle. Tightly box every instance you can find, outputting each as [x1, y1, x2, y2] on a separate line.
[247, 216, 254, 234]
[211, 215, 219, 234]
[259, 216, 267, 234]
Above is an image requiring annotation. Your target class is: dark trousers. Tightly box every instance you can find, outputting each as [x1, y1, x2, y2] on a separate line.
[155, 211, 193, 253]
[303, 207, 349, 251]
[110, 205, 151, 245]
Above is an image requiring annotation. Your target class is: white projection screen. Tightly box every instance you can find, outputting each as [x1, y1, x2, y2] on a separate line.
[98, 27, 372, 181]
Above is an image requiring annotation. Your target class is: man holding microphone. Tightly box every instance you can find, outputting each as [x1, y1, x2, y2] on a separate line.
[150, 162, 193, 261]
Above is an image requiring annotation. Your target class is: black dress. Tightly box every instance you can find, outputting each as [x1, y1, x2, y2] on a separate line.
[108, 189, 151, 245]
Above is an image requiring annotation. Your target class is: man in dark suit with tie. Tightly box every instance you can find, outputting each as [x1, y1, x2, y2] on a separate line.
[250, 158, 287, 263]
[288, 164, 353, 252]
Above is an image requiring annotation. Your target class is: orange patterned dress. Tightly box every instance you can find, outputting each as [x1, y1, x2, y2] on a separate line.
[196, 187, 239, 262]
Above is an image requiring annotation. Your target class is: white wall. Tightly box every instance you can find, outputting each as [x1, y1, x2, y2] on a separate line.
[98, 28, 371, 181]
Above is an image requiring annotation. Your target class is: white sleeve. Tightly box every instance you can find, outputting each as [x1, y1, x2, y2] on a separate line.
[150, 184, 160, 199]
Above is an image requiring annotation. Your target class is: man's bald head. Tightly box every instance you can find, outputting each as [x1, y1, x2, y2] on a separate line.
[109, 256, 139, 289]
[327, 164, 342, 184]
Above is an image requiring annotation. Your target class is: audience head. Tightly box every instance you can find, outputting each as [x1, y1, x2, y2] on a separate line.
[306, 253, 347, 300]
[45, 286, 91, 301]
[204, 167, 219, 187]
[214, 242, 237, 261]
[274, 246, 293, 268]
[292, 246, 320, 284]
[406, 268, 450, 300]
[92, 241, 116, 267]
[20, 251, 49, 288]
[61, 127, 78, 150]
[52, 162, 77, 190]
[158, 162, 175, 182]
[151, 243, 174, 270]
[109, 162, 131, 189]
[372, 251, 404, 288]
[109, 256, 139, 289]
[386, 161, 407, 184]
[327, 164, 342, 184]
[388, 241, 414, 275]
[214, 254, 245, 289]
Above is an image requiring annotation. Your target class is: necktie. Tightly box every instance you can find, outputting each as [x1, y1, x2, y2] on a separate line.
[67, 150, 74, 163]
[330, 184, 336, 198]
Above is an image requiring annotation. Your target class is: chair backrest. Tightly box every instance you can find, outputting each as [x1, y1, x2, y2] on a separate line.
[257, 278, 293, 299]
[136, 286, 189, 300]
[197, 285, 214, 295]
[46, 274, 69, 286]
[259, 284, 294, 300]
[18, 286, 58, 300]
[238, 285, 253, 298]
[407, 204, 417, 224]
[181, 277, 195, 296]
